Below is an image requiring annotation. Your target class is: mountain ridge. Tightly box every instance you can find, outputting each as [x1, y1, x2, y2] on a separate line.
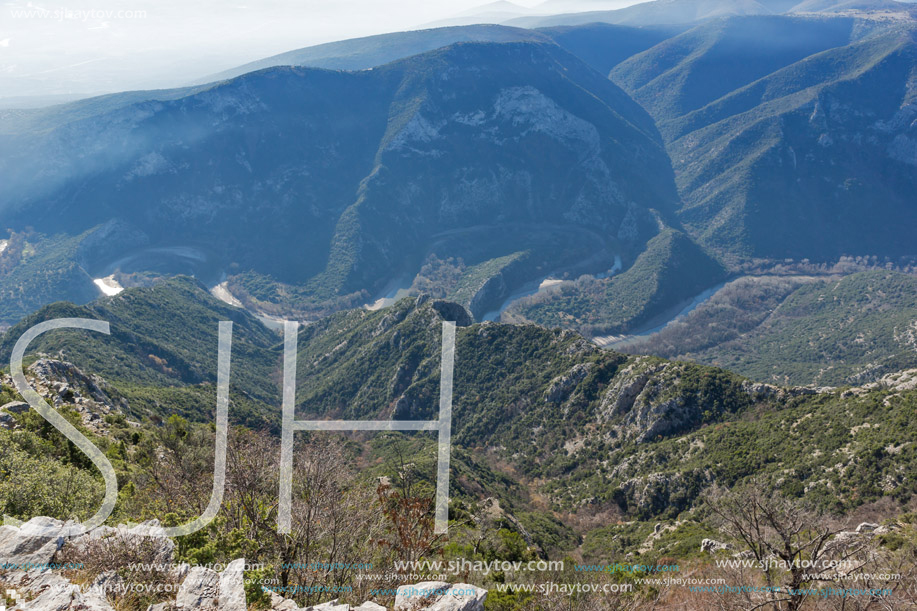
[0, 40, 679, 324]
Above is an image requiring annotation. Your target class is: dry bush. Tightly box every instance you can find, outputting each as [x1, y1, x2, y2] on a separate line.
[56, 529, 178, 610]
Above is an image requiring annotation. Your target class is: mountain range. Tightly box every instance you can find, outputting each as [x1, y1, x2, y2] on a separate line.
[3, 7, 917, 604]
[0, 1, 915, 386]
[505, 0, 917, 27]
[0, 40, 676, 325]
[611, 15, 917, 260]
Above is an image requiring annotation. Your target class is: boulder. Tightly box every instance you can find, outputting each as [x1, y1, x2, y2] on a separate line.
[0, 401, 30, 414]
[395, 581, 487, 611]
[423, 583, 487, 611]
[354, 603, 387, 611]
[3, 569, 114, 610]
[268, 590, 299, 610]
[174, 566, 220, 610]
[0, 517, 83, 567]
[171, 563, 191, 583]
[395, 581, 452, 610]
[218, 559, 247, 611]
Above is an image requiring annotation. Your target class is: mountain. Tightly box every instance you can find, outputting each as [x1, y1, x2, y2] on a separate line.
[0, 41, 678, 325]
[506, 0, 915, 27]
[610, 15, 861, 119]
[507, 0, 795, 27]
[609, 15, 917, 261]
[193, 22, 684, 98]
[194, 25, 550, 84]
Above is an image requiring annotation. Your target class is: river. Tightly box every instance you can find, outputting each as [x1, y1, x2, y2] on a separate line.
[592, 281, 728, 349]
[481, 255, 623, 322]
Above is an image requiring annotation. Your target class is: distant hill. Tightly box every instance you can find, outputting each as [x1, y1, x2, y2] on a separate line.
[194, 25, 551, 84]
[504, 228, 728, 336]
[506, 0, 915, 27]
[627, 270, 917, 386]
[0, 276, 280, 427]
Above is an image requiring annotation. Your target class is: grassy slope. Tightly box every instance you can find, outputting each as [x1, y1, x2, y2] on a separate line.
[634, 271, 917, 386]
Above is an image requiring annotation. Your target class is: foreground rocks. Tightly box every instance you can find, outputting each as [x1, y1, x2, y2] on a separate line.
[0, 517, 487, 611]
[394, 582, 486, 611]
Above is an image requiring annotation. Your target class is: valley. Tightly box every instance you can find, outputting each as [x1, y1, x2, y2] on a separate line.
[1, 3, 917, 609]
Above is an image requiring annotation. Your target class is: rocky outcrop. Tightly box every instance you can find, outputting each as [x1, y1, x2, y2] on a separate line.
[218, 559, 247, 611]
[614, 470, 711, 519]
[863, 369, 917, 393]
[395, 581, 487, 611]
[0, 400, 29, 428]
[2, 569, 114, 611]
[0, 517, 82, 567]
[266, 583, 486, 611]
[1, 401, 29, 414]
[544, 363, 592, 404]
[599, 360, 698, 442]
[174, 566, 221, 610]
[1, 360, 129, 434]
[430, 300, 473, 328]
[700, 538, 732, 553]
[0, 517, 487, 611]
[27, 359, 117, 409]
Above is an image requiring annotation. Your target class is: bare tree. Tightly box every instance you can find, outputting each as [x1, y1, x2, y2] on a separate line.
[704, 483, 843, 611]
[224, 428, 386, 606]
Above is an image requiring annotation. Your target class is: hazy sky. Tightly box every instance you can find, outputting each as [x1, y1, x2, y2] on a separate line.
[0, 0, 629, 101]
